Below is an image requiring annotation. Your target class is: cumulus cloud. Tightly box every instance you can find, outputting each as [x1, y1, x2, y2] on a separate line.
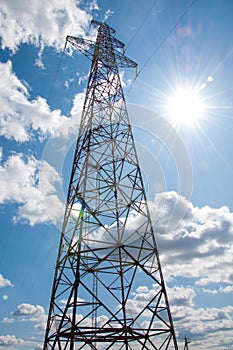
[0, 0, 93, 52]
[13, 303, 45, 318]
[0, 61, 85, 142]
[51, 92, 85, 139]
[220, 285, 233, 293]
[168, 285, 196, 307]
[0, 151, 64, 225]
[172, 304, 233, 347]
[124, 283, 232, 349]
[12, 303, 47, 333]
[0, 334, 41, 348]
[0, 1, 104, 144]
[0, 334, 25, 347]
[0, 274, 13, 288]
[148, 191, 233, 287]
[70, 92, 86, 116]
[0, 61, 70, 142]
[0, 0, 99, 148]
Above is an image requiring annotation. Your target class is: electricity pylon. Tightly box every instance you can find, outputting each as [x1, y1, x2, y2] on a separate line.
[184, 336, 190, 350]
[43, 20, 178, 350]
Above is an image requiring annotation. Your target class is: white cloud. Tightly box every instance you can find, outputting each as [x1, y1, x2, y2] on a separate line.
[0, 334, 25, 347]
[77, 73, 88, 86]
[202, 288, 218, 294]
[149, 190, 194, 233]
[51, 92, 84, 139]
[1, 317, 14, 324]
[168, 285, 196, 307]
[0, 61, 85, 142]
[0, 0, 93, 53]
[35, 43, 45, 69]
[12, 303, 47, 333]
[148, 191, 233, 286]
[0, 274, 13, 288]
[172, 305, 233, 348]
[13, 303, 45, 318]
[70, 92, 86, 115]
[126, 284, 195, 322]
[219, 285, 233, 294]
[0, 152, 64, 226]
[103, 9, 114, 22]
[0, 61, 71, 142]
[64, 77, 74, 90]
[34, 322, 47, 332]
[0, 334, 41, 349]
[87, 0, 99, 11]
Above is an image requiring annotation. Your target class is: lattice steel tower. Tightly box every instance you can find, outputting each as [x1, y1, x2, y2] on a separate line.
[44, 20, 178, 350]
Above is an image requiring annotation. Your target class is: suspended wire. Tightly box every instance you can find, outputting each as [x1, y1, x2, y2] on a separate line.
[126, 0, 196, 95]
[47, 40, 68, 104]
[138, 0, 196, 76]
[125, 0, 159, 52]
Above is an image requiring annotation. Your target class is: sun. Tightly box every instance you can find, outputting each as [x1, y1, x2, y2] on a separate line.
[167, 87, 205, 126]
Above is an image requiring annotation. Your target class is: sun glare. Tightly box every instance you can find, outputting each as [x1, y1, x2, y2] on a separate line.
[167, 88, 204, 126]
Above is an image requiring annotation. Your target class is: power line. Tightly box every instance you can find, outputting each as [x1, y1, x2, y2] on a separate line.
[126, 0, 196, 95]
[47, 41, 67, 105]
[125, 0, 159, 52]
[138, 0, 196, 76]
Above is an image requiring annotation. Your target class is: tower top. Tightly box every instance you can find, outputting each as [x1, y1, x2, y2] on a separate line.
[66, 20, 138, 70]
[91, 19, 116, 34]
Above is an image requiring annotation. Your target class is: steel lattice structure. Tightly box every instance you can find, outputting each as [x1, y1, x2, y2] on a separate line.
[43, 20, 178, 350]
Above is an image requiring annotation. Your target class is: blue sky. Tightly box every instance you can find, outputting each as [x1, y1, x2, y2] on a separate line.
[1, 0, 233, 349]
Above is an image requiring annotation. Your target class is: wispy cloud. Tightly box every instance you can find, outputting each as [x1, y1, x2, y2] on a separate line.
[0, 274, 13, 288]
